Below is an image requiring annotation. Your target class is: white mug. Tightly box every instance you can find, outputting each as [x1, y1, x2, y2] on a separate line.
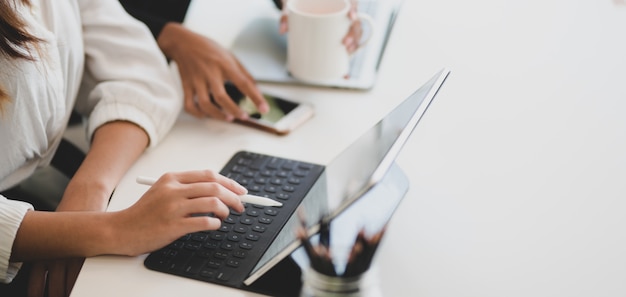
[286, 0, 374, 84]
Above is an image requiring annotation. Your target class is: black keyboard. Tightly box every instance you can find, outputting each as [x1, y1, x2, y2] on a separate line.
[144, 151, 324, 288]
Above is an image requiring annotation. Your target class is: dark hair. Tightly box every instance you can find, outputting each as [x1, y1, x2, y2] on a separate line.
[0, 0, 41, 112]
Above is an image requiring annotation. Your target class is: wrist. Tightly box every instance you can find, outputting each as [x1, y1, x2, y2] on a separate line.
[105, 209, 144, 256]
[157, 22, 186, 59]
[83, 212, 120, 256]
[100, 211, 128, 255]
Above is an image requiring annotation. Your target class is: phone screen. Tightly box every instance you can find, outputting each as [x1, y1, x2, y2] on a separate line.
[238, 95, 299, 124]
[225, 83, 299, 124]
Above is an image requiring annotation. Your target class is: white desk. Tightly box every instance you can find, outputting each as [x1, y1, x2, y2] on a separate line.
[71, 0, 626, 296]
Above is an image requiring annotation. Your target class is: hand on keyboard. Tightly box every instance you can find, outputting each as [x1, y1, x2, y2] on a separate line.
[113, 170, 247, 256]
[144, 151, 325, 288]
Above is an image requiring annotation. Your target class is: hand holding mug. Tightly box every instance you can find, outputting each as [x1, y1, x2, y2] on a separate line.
[279, 0, 375, 83]
[279, 0, 365, 54]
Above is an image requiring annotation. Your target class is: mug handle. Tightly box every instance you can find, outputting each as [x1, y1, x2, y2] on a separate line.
[354, 12, 375, 50]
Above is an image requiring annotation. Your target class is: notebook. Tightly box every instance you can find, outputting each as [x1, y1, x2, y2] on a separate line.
[230, 0, 404, 90]
[143, 68, 450, 292]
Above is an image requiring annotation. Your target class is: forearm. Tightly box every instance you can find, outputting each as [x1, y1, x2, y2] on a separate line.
[58, 121, 149, 211]
[10, 210, 120, 261]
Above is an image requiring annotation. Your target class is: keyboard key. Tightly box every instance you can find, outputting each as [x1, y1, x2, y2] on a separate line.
[221, 242, 235, 250]
[276, 193, 290, 200]
[258, 217, 273, 224]
[216, 270, 233, 282]
[184, 242, 201, 250]
[234, 226, 248, 233]
[231, 165, 246, 173]
[252, 225, 266, 233]
[236, 157, 251, 166]
[203, 241, 219, 249]
[246, 209, 260, 217]
[206, 260, 222, 269]
[192, 234, 208, 241]
[235, 177, 250, 185]
[199, 269, 216, 279]
[214, 252, 228, 259]
[239, 242, 254, 250]
[184, 258, 206, 275]
[249, 185, 262, 192]
[167, 250, 192, 272]
[265, 158, 282, 169]
[287, 177, 301, 184]
[281, 160, 296, 170]
[264, 209, 278, 216]
[250, 157, 266, 170]
[226, 259, 240, 268]
[240, 217, 253, 225]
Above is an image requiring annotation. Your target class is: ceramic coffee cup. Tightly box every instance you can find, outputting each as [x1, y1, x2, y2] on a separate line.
[286, 0, 374, 84]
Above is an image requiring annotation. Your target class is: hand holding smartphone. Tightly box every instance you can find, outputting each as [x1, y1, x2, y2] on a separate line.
[224, 83, 314, 135]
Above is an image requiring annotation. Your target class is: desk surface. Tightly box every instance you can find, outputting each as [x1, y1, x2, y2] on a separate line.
[71, 0, 626, 296]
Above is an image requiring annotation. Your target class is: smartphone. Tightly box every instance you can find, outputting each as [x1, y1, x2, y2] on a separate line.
[224, 83, 314, 135]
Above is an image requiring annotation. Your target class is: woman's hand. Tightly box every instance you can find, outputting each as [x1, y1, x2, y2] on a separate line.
[158, 23, 269, 121]
[111, 170, 246, 256]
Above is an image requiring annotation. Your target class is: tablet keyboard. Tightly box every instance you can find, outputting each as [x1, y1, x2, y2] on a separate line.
[144, 151, 324, 288]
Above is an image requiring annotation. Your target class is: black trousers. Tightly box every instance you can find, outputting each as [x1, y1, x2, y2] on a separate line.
[0, 263, 33, 297]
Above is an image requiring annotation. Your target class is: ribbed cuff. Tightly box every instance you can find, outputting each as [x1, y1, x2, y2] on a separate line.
[0, 197, 33, 283]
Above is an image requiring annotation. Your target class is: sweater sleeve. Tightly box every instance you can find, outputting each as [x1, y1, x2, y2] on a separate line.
[74, 0, 182, 148]
[0, 196, 33, 284]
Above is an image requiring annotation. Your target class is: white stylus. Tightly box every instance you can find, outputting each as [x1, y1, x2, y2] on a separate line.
[135, 176, 283, 207]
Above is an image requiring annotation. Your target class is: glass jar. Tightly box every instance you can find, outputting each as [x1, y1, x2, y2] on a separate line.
[300, 268, 381, 297]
